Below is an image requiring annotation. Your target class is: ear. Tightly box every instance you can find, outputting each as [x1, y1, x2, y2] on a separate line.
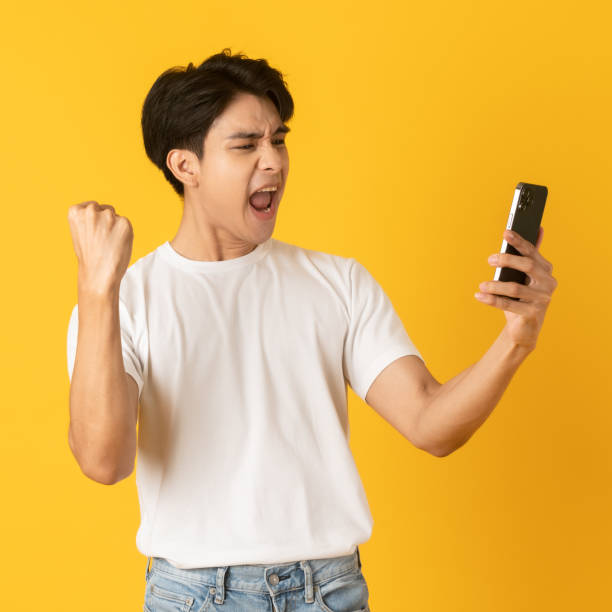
[166, 149, 199, 189]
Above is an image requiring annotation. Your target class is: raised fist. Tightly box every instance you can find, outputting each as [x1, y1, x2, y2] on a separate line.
[67, 200, 134, 295]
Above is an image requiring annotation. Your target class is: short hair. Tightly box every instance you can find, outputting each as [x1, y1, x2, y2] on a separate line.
[141, 48, 295, 198]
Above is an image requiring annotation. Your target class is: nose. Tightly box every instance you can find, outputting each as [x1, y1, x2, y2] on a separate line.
[258, 139, 286, 170]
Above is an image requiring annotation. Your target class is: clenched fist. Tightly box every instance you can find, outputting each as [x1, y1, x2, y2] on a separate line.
[67, 200, 134, 295]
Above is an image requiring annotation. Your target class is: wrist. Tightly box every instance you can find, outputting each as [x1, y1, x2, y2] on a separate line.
[499, 325, 534, 360]
[77, 280, 120, 303]
[77, 272, 121, 300]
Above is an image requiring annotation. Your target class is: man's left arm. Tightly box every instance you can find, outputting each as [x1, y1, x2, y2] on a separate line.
[414, 226, 557, 456]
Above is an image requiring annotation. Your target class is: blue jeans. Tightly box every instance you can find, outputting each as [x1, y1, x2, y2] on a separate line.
[144, 546, 370, 611]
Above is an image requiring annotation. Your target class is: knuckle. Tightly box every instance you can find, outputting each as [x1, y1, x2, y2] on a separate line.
[100, 211, 114, 225]
[84, 203, 98, 216]
[117, 216, 133, 233]
[76, 200, 97, 209]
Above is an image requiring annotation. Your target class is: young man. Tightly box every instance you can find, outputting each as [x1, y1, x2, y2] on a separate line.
[66, 49, 556, 611]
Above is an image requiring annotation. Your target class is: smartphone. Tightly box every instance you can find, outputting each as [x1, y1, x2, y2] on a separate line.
[493, 182, 548, 301]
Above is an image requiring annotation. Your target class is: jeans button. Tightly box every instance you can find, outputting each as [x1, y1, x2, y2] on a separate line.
[269, 573, 279, 586]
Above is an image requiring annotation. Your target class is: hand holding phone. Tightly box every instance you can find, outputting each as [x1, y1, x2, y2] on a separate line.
[492, 182, 548, 300]
[475, 181, 557, 352]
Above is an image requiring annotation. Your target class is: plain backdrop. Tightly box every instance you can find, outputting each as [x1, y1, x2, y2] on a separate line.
[1, 1, 610, 610]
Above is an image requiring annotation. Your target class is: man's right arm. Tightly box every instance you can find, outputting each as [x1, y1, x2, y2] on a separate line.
[66, 200, 137, 485]
[68, 288, 139, 485]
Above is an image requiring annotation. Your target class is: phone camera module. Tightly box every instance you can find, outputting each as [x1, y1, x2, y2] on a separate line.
[518, 189, 533, 211]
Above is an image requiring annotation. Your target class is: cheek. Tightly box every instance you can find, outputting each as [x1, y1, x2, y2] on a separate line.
[203, 159, 250, 197]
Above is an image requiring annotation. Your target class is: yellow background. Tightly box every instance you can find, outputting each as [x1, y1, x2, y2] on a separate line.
[1, 0, 610, 610]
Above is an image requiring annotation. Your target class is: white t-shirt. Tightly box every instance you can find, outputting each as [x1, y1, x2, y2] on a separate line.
[67, 236, 423, 568]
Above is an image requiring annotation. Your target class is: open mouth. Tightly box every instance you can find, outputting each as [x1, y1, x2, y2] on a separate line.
[249, 188, 278, 215]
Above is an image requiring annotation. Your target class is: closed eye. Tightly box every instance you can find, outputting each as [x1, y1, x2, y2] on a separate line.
[235, 139, 286, 150]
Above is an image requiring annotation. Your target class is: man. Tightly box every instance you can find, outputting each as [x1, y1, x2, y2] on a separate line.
[66, 49, 557, 611]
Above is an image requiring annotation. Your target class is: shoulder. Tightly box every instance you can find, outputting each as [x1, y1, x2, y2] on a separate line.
[118, 247, 158, 316]
[269, 238, 354, 278]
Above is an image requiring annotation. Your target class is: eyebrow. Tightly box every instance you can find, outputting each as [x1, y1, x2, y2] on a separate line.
[225, 124, 291, 140]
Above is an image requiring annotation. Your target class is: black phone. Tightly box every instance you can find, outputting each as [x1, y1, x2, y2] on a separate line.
[493, 182, 548, 301]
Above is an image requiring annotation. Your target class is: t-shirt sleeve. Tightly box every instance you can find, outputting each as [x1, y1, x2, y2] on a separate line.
[343, 258, 424, 402]
[66, 299, 144, 400]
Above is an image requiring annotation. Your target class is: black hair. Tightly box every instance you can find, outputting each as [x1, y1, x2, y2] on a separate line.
[141, 48, 294, 198]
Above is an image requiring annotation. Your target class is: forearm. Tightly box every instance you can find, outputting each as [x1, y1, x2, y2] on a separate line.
[69, 286, 136, 484]
[415, 325, 532, 456]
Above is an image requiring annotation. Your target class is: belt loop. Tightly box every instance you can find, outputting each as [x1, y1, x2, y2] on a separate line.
[299, 559, 314, 603]
[214, 566, 228, 604]
[145, 556, 152, 581]
[356, 546, 362, 569]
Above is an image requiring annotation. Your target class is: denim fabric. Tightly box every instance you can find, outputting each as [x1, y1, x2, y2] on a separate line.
[144, 546, 370, 611]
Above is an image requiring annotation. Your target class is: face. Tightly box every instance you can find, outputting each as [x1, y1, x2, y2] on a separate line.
[169, 92, 290, 248]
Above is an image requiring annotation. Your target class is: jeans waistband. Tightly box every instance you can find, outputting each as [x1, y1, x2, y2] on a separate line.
[145, 546, 362, 605]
